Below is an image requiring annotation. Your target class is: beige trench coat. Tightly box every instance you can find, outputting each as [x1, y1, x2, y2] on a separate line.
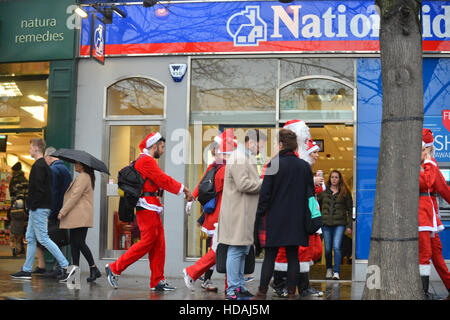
[217, 147, 262, 246]
[59, 172, 94, 229]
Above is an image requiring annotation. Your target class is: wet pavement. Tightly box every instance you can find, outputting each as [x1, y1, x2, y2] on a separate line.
[0, 246, 448, 301]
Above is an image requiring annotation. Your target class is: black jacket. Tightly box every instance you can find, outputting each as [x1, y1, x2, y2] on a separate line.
[27, 157, 52, 211]
[254, 150, 314, 250]
[317, 187, 353, 228]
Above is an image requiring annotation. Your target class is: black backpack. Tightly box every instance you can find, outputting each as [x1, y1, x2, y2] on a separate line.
[197, 167, 217, 206]
[117, 156, 147, 222]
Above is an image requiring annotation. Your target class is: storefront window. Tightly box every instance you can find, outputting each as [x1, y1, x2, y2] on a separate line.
[280, 58, 354, 86]
[106, 77, 165, 117]
[190, 59, 277, 124]
[280, 78, 354, 122]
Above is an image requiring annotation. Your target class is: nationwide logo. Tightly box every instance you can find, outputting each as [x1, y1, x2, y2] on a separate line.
[226, 3, 450, 47]
[227, 6, 267, 46]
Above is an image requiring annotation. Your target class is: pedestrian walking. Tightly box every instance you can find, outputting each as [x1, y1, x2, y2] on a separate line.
[183, 129, 236, 292]
[58, 160, 101, 282]
[217, 129, 263, 300]
[34, 147, 73, 279]
[254, 129, 314, 300]
[418, 128, 450, 299]
[8, 162, 28, 257]
[105, 132, 194, 290]
[317, 169, 353, 280]
[10, 138, 75, 281]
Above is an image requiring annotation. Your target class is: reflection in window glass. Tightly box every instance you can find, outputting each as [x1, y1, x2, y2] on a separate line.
[107, 77, 164, 116]
[280, 58, 354, 85]
[190, 59, 277, 112]
[281, 79, 353, 112]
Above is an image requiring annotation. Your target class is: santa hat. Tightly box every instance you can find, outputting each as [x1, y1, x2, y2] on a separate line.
[306, 138, 320, 154]
[139, 132, 162, 155]
[283, 119, 311, 162]
[283, 119, 306, 132]
[216, 128, 237, 154]
[422, 128, 434, 147]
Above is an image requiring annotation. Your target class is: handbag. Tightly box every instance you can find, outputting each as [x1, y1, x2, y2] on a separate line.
[215, 243, 255, 274]
[306, 196, 323, 235]
[48, 219, 69, 247]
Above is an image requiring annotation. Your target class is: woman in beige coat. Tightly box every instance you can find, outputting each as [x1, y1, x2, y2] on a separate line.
[58, 161, 101, 282]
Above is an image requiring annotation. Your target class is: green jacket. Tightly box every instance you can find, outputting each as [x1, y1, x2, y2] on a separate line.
[317, 187, 353, 229]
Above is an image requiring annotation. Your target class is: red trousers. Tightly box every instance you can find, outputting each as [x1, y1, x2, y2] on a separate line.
[110, 210, 165, 288]
[185, 246, 216, 281]
[419, 231, 450, 290]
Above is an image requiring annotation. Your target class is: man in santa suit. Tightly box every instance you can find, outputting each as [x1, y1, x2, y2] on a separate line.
[419, 128, 450, 298]
[271, 120, 324, 298]
[183, 129, 236, 292]
[105, 132, 194, 290]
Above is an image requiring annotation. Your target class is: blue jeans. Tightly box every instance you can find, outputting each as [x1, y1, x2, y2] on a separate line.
[322, 225, 346, 274]
[23, 209, 69, 273]
[226, 245, 250, 296]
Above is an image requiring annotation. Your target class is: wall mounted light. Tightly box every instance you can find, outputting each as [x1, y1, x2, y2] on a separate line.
[75, 6, 88, 18]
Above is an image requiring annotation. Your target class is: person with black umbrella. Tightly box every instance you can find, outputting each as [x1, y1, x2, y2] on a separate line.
[51, 147, 110, 283]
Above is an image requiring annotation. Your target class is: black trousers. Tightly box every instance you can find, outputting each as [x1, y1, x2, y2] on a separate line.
[260, 246, 299, 288]
[69, 227, 95, 267]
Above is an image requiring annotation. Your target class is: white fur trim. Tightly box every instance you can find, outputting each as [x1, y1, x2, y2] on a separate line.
[136, 198, 163, 213]
[214, 136, 222, 144]
[177, 184, 184, 196]
[274, 262, 287, 272]
[423, 142, 434, 147]
[424, 159, 437, 166]
[419, 264, 431, 276]
[300, 262, 310, 273]
[307, 144, 320, 154]
[146, 132, 162, 149]
[201, 227, 216, 237]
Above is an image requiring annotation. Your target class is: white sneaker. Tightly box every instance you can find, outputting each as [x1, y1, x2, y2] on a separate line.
[332, 272, 340, 280]
[326, 268, 333, 279]
[183, 268, 195, 291]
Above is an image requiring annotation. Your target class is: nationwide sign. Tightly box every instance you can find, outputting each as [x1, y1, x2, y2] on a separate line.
[79, 0, 450, 56]
[424, 112, 450, 162]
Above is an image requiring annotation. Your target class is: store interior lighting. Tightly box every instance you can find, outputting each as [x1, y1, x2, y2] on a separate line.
[28, 94, 47, 102]
[20, 106, 45, 122]
[0, 82, 22, 97]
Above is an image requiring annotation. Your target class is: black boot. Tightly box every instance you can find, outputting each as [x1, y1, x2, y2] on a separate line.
[421, 276, 429, 294]
[298, 272, 309, 297]
[87, 266, 101, 282]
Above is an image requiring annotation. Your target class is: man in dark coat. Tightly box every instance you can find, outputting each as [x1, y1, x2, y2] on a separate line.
[35, 147, 73, 278]
[254, 129, 315, 299]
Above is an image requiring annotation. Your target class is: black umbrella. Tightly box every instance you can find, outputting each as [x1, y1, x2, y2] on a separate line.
[51, 148, 110, 175]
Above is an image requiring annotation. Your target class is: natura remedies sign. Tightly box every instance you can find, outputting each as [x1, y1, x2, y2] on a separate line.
[0, 0, 76, 62]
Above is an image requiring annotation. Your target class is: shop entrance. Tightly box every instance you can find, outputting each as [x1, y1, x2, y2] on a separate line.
[0, 62, 48, 253]
[307, 123, 354, 281]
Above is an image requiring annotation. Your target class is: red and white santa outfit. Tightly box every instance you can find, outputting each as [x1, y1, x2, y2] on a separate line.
[184, 129, 236, 284]
[109, 132, 185, 289]
[419, 129, 450, 292]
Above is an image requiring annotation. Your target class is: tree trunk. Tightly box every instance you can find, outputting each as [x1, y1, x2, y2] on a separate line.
[362, 0, 425, 300]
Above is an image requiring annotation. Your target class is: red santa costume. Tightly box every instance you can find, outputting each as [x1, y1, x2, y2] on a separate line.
[419, 129, 450, 293]
[108, 132, 185, 289]
[183, 129, 236, 289]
